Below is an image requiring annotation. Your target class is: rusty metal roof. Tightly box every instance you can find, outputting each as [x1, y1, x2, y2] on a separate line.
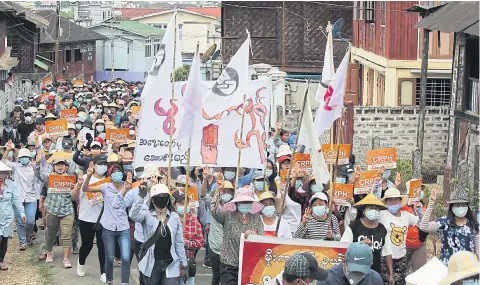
[415, 1, 479, 36]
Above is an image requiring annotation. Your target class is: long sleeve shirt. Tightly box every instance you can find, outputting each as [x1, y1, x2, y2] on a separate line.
[183, 213, 205, 259]
[287, 184, 313, 217]
[2, 159, 36, 203]
[123, 188, 145, 242]
[294, 215, 341, 241]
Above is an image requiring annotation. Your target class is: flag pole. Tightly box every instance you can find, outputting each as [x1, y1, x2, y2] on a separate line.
[235, 94, 247, 188]
[167, 10, 178, 186]
[276, 80, 310, 235]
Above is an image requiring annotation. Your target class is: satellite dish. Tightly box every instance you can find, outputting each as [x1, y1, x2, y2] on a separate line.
[211, 49, 220, 60]
[201, 44, 217, 63]
[331, 18, 344, 39]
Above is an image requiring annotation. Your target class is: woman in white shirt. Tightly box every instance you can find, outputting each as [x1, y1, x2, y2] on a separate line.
[258, 192, 291, 238]
[378, 188, 419, 285]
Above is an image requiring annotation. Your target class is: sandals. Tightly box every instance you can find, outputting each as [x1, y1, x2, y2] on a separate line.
[0, 263, 8, 271]
[19, 244, 27, 251]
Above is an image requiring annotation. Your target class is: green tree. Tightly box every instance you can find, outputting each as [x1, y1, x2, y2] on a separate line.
[174, 65, 191, 82]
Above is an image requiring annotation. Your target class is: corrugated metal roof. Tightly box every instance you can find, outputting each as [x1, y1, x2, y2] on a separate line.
[415, 1, 479, 36]
[0, 1, 49, 27]
[115, 21, 165, 37]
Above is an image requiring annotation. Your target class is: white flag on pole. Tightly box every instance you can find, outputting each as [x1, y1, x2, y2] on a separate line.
[314, 49, 350, 134]
[321, 27, 335, 85]
[141, 10, 182, 98]
[176, 51, 202, 148]
[202, 31, 250, 115]
[297, 95, 330, 184]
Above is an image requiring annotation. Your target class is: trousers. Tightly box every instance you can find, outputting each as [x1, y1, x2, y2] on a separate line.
[78, 220, 105, 274]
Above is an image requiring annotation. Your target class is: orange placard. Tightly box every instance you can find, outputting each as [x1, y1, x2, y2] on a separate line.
[131, 106, 140, 118]
[279, 169, 288, 184]
[42, 76, 52, 86]
[170, 186, 199, 202]
[367, 148, 397, 170]
[85, 177, 111, 204]
[333, 184, 354, 206]
[106, 128, 129, 143]
[293, 154, 311, 170]
[407, 179, 422, 205]
[61, 109, 78, 120]
[321, 144, 352, 165]
[354, 170, 380, 195]
[38, 92, 49, 102]
[73, 79, 84, 87]
[45, 119, 68, 136]
[56, 75, 66, 83]
[48, 175, 76, 194]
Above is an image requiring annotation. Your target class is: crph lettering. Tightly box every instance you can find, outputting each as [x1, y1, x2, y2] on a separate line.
[53, 181, 72, 188]
[359, 178, 375, 186]
[48, 126, 64, 132]
[372, 155, 393, 163]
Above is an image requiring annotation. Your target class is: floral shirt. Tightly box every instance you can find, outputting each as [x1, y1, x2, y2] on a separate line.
[435, 216, 477, 264]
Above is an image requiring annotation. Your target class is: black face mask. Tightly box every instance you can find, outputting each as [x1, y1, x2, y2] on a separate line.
[153, 196, 169, 209]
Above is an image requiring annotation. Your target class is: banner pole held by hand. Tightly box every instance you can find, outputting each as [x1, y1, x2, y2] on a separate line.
[167, 11, 178, 186]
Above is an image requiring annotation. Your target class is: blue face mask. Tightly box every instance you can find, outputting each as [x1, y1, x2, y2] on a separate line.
[237, 203, 252, 214]
[123, 164, 133, 171]
[176, 205, 190, 216]
[364, 209, 380, 221]
[224, 171, 235, 181]
[382, 169, 392, 180]
[295, 180, 302, 189]
[387, 203, 401, 214]
[136, 171, 143, 179]
[254, 181, 265, 191]
[19, 157, 30, 165]
[335, 177, 346, 184]
[95, 165, 107, 175]
[7, 151, 13, 159]
[419, 191, 425, 200]
[311, 184, 323, 193]
[265, 169, 273, 178]
[30, 151, 36, 158]
[262, 205, 276, 217]
[111, 171, 123, 183]
[220, 193, 233, 202]
[462, 280, 479, 285]
[312, 205, 326, 217]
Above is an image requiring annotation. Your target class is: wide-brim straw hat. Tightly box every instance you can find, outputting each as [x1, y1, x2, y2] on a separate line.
[381, 188, 408, 207]
[354, 193, 387, 209]
[439, 251, 480, 285]
[224, 186, 264, 214]
[448, 187, 469, 204]
[0, 161, 13, 172]
[258, 191, 282, 213]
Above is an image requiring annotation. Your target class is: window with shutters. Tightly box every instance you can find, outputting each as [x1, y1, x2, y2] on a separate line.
[359, 23, 365, 48]
[364, 1, 375, 23]
[369, 23, 375, 52]
[376, 73, 385, 106]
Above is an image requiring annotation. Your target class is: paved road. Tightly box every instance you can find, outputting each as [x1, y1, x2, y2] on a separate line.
[36, 228, 213, 285]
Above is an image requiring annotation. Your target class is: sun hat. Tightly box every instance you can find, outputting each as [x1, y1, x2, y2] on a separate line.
[309, 191, 329, 204]
[45, 113, 57, 119]
[223, 186, 264, 214]
[253, 170, 265, 180]
[17, 148, 30, 158]
[439, 251, 480, 285]
[140, 164, 160, 179]
[276, 144, 293, 158]
[94, 119, 105, 127]
[381, 188, 408, 206]
[354, 193, 387, 209]
[52, 156, 68, 166]
[258, 191, 282, 213]
[277, 155, 291, 165]
[448, 187, 469, 204]
[0, 161, 13, 172]
[284, 252, 328, 281]
[345, 242, 374, 275]
[223, 180, 234, 190]
[148, 183, 174, 207]
[38, 104, 47, 110]
[175, 174, 194, 186]
[107, 153, 118, 163]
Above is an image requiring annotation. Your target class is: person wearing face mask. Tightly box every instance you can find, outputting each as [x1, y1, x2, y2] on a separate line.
[11, 105, 24, 129]
[212, 186, 264, 285]
[2, 146, 36, 250]
[1, 119, 20, 147]
[221, 167, 256, 188]
[378, 188, 419, 285]
[172, 190, 205, 285]
[73, 136, 103, 171]
[317, 242, 383, 285]
[341, 193, 394, 283]
[294, 192, 340, 241]
[129, 183, 189, 285]
[438, 251, 480, 285]
[288, 168, 322, 217]
[258, 192, 291, 238]
[82, 162, 133, 285]
[94, 119, 106, 137]
[72, 154, 107, 282]
[252, 170, 268, 199]
[17, 109, 36, 145]
[420, 187, 479, 265]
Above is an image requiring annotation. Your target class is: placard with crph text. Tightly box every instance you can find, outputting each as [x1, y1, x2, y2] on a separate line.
[48, 175, 76, 194]
[367, 148, 397, 170]
[407, 178, 422, 205]
[353, 170, 380, 195]
[85, 177, 112, 204]
[61, 109, 78, 121]
[333, 183, 354, 206]
[45, 119, 69, 137]
[106, 128, 130, 144]
[321, 144, 351, 165]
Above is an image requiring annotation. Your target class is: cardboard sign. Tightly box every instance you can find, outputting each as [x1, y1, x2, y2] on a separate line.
[45, 119, 68, 136]
[279, 169, 288, 184]
[84, 177, 111, 204]
[48, 175, 76, 194]
[407, 179, 422, 205]
[367, 148, 397, 170]
[292, 153, 311, 170]
[42, 76, 52, 86]
[61, 109, 78, 120]
[239, 235, 348, 285]
[106, 128, 129, 144]
[131, 106, 140, 118]
[354, 170, 380, 195]
[321, 144, 352, 165]
[56, 75, 66, 83]
[73, 79, 84, 87]
[333, 184, 354, 206]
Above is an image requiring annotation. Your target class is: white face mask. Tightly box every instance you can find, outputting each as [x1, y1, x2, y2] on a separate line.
[452, 205, 468, 218]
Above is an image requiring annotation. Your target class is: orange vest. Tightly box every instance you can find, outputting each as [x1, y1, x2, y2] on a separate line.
[401, 204, 426, 249]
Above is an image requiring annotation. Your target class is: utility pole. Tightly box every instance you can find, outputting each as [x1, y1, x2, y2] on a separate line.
[417, 27, 430, 168]
[281, 1, 286, 71]
[111, 25, 115, 81]
[55, 1, 60, 79]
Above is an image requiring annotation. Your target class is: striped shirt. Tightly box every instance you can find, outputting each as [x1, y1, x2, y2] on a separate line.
[294, 215, 341, 241]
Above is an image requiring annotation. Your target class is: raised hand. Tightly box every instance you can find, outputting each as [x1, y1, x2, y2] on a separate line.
[202, 165, 209, 180]
[77, 170, 84, 185]
[125, 172, 133, 190]
[86, 161, 94, 176]
[394, 172, 402, 187]
[276, 120, 282, 130]
[430, 187, 441, 202]
[302, 207, 312, 224]
[35, 152, 42, 164]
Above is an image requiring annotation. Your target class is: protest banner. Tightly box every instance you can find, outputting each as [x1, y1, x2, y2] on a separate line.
[407, 178, 422, 205]
[42, 76, 52, 86]
[134, 78, 272, 169]
[238, 235, 348, 285]
[292, 154, 311, 170]
[354, 170, 380, 195]
[38, 92, 49, 102]
[73, 79, 84, 87]
[48, 175, 76, 194]
[61, 109, 78, 121]
[106, 128, 129, 144]
[321, 144, 351, 165]
[85, 177, 112, 204]
[333, 183, 354, 206]
[131, 106, 140, 118]
[56, 75, 66, 83]
[279, 169, 288, 184]
[45, 119, 68, 136]
[367, 148, 397, 170]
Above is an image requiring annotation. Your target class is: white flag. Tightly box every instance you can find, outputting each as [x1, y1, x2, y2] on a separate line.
[321, 28, 335, 85]
[202, 32, 250, 115]
[297, 96, 330, 184]
[142, 10, 182, 98]
[314, 50, 350, 134]
[176, 51, 202, 147]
